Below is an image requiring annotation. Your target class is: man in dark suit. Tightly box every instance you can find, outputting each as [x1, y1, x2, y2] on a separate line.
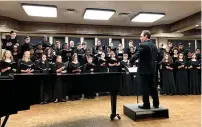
[129, 30, 159, 109]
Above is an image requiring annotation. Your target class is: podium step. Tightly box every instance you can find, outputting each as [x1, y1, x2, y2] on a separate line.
[123, 104, 169, 121]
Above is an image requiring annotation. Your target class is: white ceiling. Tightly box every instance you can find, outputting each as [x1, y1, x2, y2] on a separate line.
[0, 1, 200, 27]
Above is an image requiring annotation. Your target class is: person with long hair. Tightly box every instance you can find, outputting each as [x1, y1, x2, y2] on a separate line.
[98, 52, 108, 72]
[0, 50, 16, 76]
[52, 55, 67, 103]
[108, 52, 120, 72]
[161, 53, 176, 95]
[68, 53, 82, 101]
[187, 53, 200, 95]
[175, 53, 188, 95]
[17, 51, 34, 73]
[36, 54, 52, 104]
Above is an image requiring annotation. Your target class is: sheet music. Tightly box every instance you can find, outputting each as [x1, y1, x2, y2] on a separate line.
[127, 67, 138, 72]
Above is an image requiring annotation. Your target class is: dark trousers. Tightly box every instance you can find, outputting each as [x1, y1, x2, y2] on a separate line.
[139, 74, 159, 107]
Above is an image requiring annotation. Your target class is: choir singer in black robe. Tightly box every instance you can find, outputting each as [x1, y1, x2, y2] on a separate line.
[129, 30, 159, 109]
[83, 56, 96, 99]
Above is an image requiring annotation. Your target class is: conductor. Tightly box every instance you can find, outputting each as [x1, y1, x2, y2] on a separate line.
[129, 30, 159, 109]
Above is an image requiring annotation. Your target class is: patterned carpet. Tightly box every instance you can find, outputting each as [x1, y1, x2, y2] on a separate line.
[2, 95, 201, 127]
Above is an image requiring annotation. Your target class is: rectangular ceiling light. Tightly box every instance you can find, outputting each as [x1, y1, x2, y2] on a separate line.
[84, 8, 115, 20]
[131, 12, 165, 23]
[22, 4, 57, 17]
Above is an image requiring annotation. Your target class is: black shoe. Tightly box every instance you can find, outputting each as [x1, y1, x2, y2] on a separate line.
[138, 105, 151, 109]
[153, 105, 159, 108]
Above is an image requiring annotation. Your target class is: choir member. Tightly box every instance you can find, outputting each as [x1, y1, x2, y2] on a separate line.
[29, 47, 38, 63]
[161, 53, 176, 95]
[41, 35, 52, 49]
[0, 50, 17, 76]
[44, 47, 56, 64]
[105, 46, 112, 61]
[52, 55, 67, 103]
[186, 52, 192, 61]
[20, 36, 33, 57]
[53, 41, 62, 55]
[98, 52, 108, 72]
[178, 43, 187, 56]
[175, 53, 188, 95]
[83, 56, 96, 99]
[168, 42, 174, 56]
[95, 46, 103, 58]
[93, 39, 105, 54]
[68, 54, 82, 100]
[195, 48, 201, 61]
[187, 53, 200, 95]
[74, 43, 85, 63]
[69, 40, 76, 51]
[157, 43, 165, 91]
[172, 48, 178, 85]
[17, 51, 34, 73]
[36, 54, 51, 104]
[109, 42, 116, 52]
[3, 31, 19, 51]
[128, 47, 135, 59]
[125, 40, 134, 54]
[120, 53, 133, 96]
[116, 43, 124, 61]
[12, 45, 20, 62]
[35, 43, 44, 59]
[108, 52, 120, 72]
[82, 42, 87, 53]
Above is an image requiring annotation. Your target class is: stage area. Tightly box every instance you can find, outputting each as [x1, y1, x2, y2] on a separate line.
[5, 95, 201, 127]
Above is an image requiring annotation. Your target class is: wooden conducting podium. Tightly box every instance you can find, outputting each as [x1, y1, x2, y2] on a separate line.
[123, 66, 169, 121]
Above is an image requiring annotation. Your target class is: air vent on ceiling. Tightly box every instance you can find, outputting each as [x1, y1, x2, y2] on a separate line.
[64, 9, 77, 14]
[118, 13, 130, 17]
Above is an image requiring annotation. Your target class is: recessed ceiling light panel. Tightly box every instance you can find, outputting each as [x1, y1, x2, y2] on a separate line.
[84, 8, 115, 20]
[131, 12, 165, 23]
[22, 4, 57, 17]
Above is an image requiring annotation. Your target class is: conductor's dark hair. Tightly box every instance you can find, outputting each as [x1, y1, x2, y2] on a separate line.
[10, 31, 15, 34]
[142, 30, 151, 39]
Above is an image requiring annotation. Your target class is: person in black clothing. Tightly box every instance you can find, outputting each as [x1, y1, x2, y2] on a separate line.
[41, 35, 52, 49]
[17, 51, 35, 73]
[128, 46, 135, 59]
[116, 43, 124, 61]
[20, 36, 33, 57]
[74, 43, 85, 63]
[187, 54, 200, 95]
[125, 40, 134, 54]
[172, 48, 179, 86]
[129, 30, 159, 109]
[98, 52, 108, 72]
[161, 53, 176, 95]
[0, 50, 17, 76]
[2, 31, 19, 51]
[108, 52, 120, 72]
[44, 47, 56, 65]
[53, 41, 62, 55]
[12, 45, 21, 62]
[36, 54, 52, 104]
[168, 42, 174, 56]
[35, 43, 44, 60]
[51, 55, 67, 103]
[83, 56, 96, 99]
[93, 39, 105, 54]
[68, 54, 82, 101]
[157, 43, 165, 92]
[175, 53, 188, 95]
[82, 42, 87, 53]
[195, 48, 201, 61]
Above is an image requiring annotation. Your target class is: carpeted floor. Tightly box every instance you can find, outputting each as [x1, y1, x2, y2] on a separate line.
[2, 95, 201, 127]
